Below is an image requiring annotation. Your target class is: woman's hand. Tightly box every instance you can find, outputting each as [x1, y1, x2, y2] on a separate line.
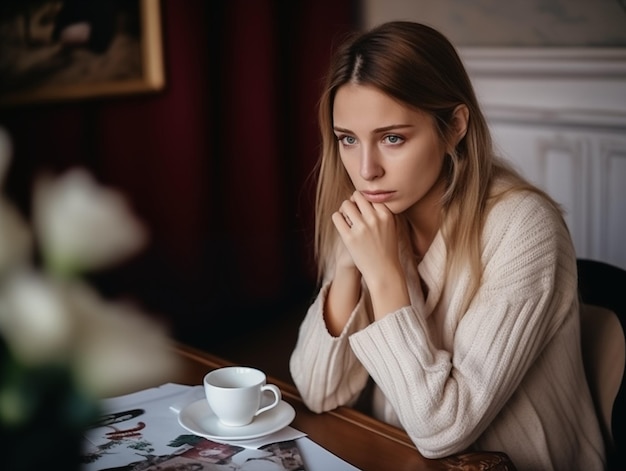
[331, 191, 410, 319]
[332, 191, 400, 285]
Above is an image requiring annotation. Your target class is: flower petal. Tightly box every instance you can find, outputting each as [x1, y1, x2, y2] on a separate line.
[33, 168, 148, 275]
[66, 283, 179, 398]
[0, 271, 73, 366]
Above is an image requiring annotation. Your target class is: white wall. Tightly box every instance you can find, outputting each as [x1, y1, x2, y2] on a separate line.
[362, 0, 626, 47]
[465, 49, 626, 269]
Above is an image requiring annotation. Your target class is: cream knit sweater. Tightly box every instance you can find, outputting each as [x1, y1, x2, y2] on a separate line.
[290, 190, 605, 471]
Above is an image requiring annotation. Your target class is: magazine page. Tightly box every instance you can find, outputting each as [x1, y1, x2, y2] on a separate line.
[80, 383, 359, 471]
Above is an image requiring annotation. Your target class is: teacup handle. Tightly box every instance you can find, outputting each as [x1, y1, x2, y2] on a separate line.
[255, 384, 281, 417]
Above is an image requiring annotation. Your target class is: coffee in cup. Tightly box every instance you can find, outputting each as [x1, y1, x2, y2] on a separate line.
[204, 366, 281, 427]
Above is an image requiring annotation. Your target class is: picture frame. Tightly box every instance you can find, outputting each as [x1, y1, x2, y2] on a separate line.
[0, 0, 165, 107]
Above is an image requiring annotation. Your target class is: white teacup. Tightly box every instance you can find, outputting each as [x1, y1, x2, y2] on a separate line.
[204, 366, 281, 427]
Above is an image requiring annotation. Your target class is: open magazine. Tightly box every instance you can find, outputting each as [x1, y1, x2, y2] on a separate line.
[80, 383, 359, 471]
[84, 430, 304, 470]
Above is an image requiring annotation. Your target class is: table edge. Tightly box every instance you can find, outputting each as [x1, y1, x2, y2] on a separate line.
[170, 342, 417, 450]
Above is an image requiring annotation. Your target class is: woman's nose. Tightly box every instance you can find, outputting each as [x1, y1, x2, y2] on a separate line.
[360, 148, 383, 180]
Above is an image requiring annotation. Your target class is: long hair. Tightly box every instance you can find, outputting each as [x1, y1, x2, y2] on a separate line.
[314, 21, 563, 300]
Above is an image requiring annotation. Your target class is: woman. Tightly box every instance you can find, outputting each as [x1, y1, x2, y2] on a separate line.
[289, 21, 605, 470]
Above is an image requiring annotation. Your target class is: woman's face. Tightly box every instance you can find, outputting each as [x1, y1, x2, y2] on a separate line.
[332, 83, 446, 216]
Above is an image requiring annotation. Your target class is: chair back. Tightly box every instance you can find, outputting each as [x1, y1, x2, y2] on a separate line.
[579, 303, 625, 445]
[577, 258, 626, 469]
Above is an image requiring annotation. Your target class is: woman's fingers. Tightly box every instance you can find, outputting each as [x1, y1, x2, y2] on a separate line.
[350, 190, 393, 226]
[333, 192, 396, 243]
[337, 198, 361, 229]
[332, 210, 352, 234]
[335, 191, 394, 234]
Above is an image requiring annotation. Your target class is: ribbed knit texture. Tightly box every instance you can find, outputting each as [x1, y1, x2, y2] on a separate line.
[290, 190, 605, 471]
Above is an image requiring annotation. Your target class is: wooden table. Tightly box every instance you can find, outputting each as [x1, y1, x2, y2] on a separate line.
[168, 342, 516, 471]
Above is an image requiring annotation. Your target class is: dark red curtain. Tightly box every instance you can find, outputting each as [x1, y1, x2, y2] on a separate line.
[1, 0, 358, 347]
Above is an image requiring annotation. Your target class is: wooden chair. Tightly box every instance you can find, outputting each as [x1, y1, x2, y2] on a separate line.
[577, 258, 626, 470]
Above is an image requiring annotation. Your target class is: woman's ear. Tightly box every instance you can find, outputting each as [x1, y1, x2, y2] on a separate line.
[452, 104, 469, 144]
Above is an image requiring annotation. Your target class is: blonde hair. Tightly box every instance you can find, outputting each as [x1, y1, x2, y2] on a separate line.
[314, 21, 564, 301]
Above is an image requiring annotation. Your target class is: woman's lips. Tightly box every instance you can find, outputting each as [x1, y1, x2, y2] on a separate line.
[361, 191, 395, 203]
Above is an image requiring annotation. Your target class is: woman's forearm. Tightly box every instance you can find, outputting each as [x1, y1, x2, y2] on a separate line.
[365, 266, 411, 321]
[324, 266, 362, 336]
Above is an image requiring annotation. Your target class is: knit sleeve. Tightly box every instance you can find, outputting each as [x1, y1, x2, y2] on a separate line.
[289, 280, 372, 413]
[348, 192, 579, 458]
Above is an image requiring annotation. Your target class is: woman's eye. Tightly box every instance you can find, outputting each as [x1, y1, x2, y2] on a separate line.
[383, 135, 404, 145]
[338, 135, 357, 146]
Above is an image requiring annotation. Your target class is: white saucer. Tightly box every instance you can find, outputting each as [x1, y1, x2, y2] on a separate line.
[178, 399, 295, 441]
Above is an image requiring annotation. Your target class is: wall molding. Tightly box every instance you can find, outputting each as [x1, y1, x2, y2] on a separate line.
[480, 105, 626, 130]
[460, 48, 626, 130]
[460, 47, 626, 78]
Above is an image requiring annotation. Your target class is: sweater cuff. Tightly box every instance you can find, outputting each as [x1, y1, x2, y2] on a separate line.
[312, 280, 372, 339]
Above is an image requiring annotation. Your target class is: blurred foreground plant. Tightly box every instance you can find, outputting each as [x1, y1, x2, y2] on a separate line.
[0, 127, 179, 470]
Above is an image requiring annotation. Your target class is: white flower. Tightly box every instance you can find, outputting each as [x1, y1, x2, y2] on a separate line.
[0, 272, 178, 398]
[67, 282, 179, 398]
[0, 127, 177, 406]
[33, 168, 148, 275]
[0, 270, 73, 366]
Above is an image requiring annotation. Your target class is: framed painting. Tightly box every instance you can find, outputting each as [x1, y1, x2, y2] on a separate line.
[0, 0, 165, 106]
